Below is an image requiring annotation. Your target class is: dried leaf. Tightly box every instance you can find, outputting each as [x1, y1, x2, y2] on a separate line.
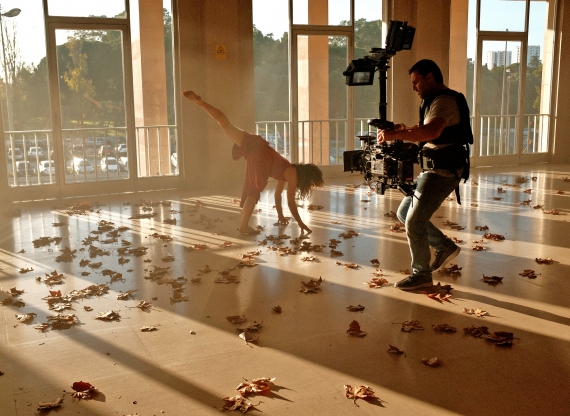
[37, 396, 64, 411]
[344, 384, 376, 404]
[9, 287, 24, 296]
[116, 290, 137, 300]
[239, 331, 259, 343]
[346, 304, 365, 312]
[432, 323, 456, 333]
[141, 326, 159, 332]
[222, 395, 255, 412]
[300, 277, 323, 293]
[535, 257, 554, 264]
[482, 274, 503, 284]
[387, 344, 404, 355]
[438, 264, 462, 274]
[136, 300, 152, 310]
[463, 325, 490, 337]
[365, 277, 389, 288]
[94, 311, 120, 321]
[475, 225, 489, 231]
[390, 222, 405, 232]
[15, 313, 37, 323]
[400, 320, 424, 332]
[483, 232, 505, 241]
[463, 308, 488, 317]
[519, 269, 539, 279]
[472, 245, 485, 251]
[215, 274, 240, 283]
[370, 259, 380, 265]
[236, 377, 274, 396]
[421, 357, 442, 367]
[347, 320, 367, 337]
[227, 315, 248, 324]
[272, 305, 282, 313]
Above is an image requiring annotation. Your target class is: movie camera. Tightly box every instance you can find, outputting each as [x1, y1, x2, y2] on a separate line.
[343, 21, 417, 195]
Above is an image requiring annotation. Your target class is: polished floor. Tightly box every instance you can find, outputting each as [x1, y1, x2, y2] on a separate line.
[1, 164, 569, 416]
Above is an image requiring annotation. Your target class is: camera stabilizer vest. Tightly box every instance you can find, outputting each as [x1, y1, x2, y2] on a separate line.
[419, 88, 473, 204]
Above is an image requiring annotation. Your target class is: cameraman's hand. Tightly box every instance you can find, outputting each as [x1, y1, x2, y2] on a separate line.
[377, 129, 399, 144]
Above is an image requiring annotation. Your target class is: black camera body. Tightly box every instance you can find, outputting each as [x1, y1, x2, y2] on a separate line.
[344, 136, 419, 196]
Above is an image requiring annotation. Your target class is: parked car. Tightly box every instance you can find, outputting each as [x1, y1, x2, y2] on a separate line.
[28, 147, 44, 159]
[117, 144, 127, 155]
[74, 158, 94, 174]
[10, 161, 36, 176]
[38, 160, 56, 176]
[7, 148, 23, 161]
[100, 157, 118, 173]
[118, 156, 128, 172]
[98, 145, 115, 157]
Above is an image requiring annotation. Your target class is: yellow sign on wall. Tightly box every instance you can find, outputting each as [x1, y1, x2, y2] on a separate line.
[215, 44, 227, 60]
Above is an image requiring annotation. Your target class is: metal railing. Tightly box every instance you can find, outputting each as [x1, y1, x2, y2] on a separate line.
[477, 114, 549, 156]
[4, 125, 179, 188]
[134, 125, 178, 177]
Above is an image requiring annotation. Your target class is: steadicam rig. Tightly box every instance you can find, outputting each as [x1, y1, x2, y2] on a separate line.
[343, 21, 417, 195]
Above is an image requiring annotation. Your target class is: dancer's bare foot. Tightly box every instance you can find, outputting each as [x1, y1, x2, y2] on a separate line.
[238, 225, 258, 235]
[182, 90, 201, 103]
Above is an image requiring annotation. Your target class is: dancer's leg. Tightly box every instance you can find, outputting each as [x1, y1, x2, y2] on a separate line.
[183, 90, 245, 147]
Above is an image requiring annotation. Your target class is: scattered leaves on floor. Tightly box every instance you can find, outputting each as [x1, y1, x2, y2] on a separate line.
[535, 257, 554, 264]
[116, 290, 137, 300]
[69, 381, 98, 400]
[347, 320, 367, 337]
[344, 384, 376, 404]
[37, 396, 64, 411]
[346, 304, 365, 312]
[47, 313, 78, 330]
[94, 311, 120, 321]
[236, 377, 274, 397]
[339, 230, 359, 239]
[300, 277, 323, 293]
[463, 308, 488, 317]
[484, 232, 505, 241]
[141, 326, 159, 332]
[400, 320, 424, 332]
[432, 323, 456, 333]
[387, 344, 404, 355]
[421, 357, 442, 367]
[222, 395, 256, 413]
[15, 313, 37, 323]
[482, 275, 503, 285]
[519, 269, 539, 278]
[365, 277, 389, 288]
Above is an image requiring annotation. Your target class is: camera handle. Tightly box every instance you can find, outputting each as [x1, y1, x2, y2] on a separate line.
[368, 62, 394, 130]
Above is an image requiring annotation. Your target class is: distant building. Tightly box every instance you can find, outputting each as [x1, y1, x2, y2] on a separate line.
[486, 50, 512, 69]
[515, 45, 541, 65]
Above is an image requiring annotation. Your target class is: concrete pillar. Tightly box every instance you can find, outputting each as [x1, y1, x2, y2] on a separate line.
[298, 0, 330, 165]
[130, 0, 170, 176]
[449, 0, 469, 94]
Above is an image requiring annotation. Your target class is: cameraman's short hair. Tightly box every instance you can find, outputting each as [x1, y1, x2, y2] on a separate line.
[409, 59, 444, 84]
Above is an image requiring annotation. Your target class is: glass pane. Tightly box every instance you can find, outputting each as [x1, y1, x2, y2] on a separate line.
[293, 0, 350, 25]
[480, 0, 525, 32]
[479, 40, 520, 156]
[55, 29, 128, 183]
[352, 17, 383, 147]
[47, 0, 126, 18]
[523, 0, 550, 154]
[1, 0, 55, 186]
[297, 35, 347, 165]
[355, 0, 382, 23]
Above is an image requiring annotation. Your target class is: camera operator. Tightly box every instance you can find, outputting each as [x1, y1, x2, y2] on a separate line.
[377, 59, 471, 290]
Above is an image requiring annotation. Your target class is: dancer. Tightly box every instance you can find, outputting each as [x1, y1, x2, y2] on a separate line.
[183, 90, 323, 235]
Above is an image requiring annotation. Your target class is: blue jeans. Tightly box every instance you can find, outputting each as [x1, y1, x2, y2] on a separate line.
[396, 171, 460, 276]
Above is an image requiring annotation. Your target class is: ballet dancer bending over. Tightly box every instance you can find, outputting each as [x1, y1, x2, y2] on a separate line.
[183, 90, 324, 235]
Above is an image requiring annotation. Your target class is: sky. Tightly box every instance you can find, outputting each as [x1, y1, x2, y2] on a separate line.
[2, 0, 548, 67]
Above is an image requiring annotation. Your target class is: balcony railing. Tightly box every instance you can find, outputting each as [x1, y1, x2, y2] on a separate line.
[477, 114, 549, 156]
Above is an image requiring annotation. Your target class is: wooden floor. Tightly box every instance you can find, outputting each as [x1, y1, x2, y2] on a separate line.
[1, 164, 569, 415]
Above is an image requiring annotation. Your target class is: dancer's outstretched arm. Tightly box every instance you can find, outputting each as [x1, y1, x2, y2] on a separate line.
[183, 90, 245, 147]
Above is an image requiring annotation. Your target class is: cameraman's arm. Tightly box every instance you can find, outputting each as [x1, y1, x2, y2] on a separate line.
[378, 117, 447, 143]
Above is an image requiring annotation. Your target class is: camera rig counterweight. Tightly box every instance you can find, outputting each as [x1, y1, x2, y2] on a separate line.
[343, 21, 418, 196]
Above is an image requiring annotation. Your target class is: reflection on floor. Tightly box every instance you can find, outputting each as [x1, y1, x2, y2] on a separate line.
[1, 164, 570, 415]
